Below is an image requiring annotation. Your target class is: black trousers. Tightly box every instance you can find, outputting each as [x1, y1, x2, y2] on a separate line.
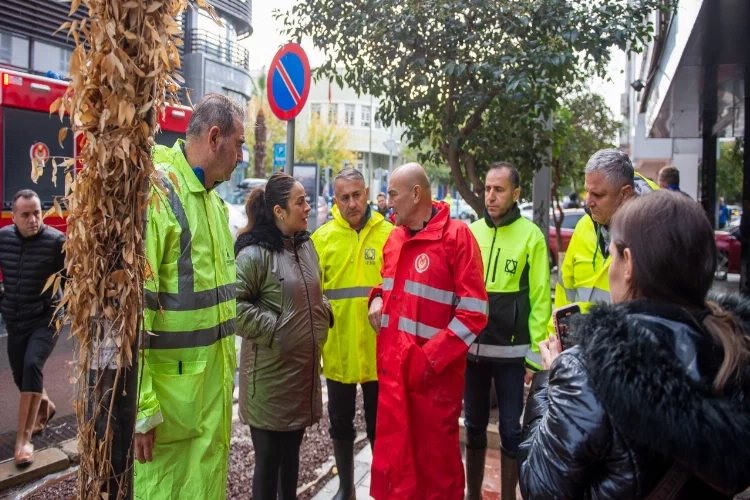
[6, 321, 58, 393]
[326, 378, 378, 442]
[250, 426, 305, 500]
[463, 359, 526, 457]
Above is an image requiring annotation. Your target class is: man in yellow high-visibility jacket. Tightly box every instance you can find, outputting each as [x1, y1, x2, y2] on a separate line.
[312, 167, 392, 500]
[551, 149, 658, 328]
[134, 94, 245, 499]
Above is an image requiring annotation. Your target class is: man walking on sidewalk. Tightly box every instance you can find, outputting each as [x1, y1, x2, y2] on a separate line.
[465, 163, 551, 499]
[312, 168, 392, 499]
[0, 189, 66, 466]
[367, 163, 488, 499]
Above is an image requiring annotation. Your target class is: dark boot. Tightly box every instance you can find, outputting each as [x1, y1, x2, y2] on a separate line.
[15, 392, 42, 466]
[332, 439, 356, 500]
[464, 447, 486, 500]
[500, 452, 518, 500]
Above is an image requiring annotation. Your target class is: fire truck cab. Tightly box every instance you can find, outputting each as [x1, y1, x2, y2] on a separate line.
[0, 68, 192, 232]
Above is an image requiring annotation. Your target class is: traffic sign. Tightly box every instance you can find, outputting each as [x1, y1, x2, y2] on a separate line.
[267, 44, 311, 121]
[273, 143, 286, 165]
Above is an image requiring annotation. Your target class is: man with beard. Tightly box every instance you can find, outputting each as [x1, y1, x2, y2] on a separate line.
[465, 162, 551, 499]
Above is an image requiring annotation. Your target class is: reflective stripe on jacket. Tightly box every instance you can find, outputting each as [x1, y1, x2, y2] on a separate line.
[469, 205, 551, 369]
[368, 201, 488, 500]
[135, 140, 237, 499]
[312, 205, 393, 384]
[550, 172, 658, 331]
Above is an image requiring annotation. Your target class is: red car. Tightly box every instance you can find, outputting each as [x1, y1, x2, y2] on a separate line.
[548, 209, 586, 268]
[715, 221, 741, 280]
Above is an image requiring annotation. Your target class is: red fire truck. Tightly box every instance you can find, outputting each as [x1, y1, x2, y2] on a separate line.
[0, 68, 192, 233]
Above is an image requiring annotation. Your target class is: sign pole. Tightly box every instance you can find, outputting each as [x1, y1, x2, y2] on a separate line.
[286, 118, 295, 176]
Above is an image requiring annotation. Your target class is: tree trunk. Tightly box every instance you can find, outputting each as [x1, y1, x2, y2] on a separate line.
[53, 1, 190, 498]
[254, 108, 267, 178]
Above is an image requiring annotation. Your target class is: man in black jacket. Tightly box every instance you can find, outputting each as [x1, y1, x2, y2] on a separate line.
[0, 189, 65, 466]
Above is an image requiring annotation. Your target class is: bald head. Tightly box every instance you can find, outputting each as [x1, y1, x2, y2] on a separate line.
[388, 162, 434, 229]
[392, 162, 431, 193]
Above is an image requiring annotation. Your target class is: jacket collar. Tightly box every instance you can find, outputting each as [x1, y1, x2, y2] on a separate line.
[398, 201, 450, 241]
[482, 203, 521, 229]
[573, 295, 750, 489]
[153, 140, 210, 194]
[14, 224, 47, 241]
[332, 203, 380, 231]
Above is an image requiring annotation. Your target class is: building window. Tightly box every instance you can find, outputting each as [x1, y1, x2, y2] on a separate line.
[328, 104, 338, 124]
[361, 105, 371, 128]
[344, 104, 355, 126]
[225, 89, 248, 108]
[311, 103, 321, 120]
[32, 41, 71, 76]
[0, 31, 30, 70]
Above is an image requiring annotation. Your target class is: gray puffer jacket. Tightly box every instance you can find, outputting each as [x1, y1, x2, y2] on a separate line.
[235, 224, 332, 431]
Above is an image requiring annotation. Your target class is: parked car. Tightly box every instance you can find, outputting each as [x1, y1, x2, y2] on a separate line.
[225, 202, 247, 241]
[449, 199, 478, 222]
[548, 209, 587, 268]
[715, 219, 741, 280]
[519, 201, 533, 220]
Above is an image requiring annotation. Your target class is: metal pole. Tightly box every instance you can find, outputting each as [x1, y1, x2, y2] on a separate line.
[700, 1, 719, 227]
[368, 95, 373, 196]
[286, 118, 295, 176]
[387, 124, 394, 184]
[740, 10, 750, 295]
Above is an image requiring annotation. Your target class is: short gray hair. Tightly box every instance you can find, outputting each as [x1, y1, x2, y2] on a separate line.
[186, 93, 246, 139]
[334, 167, 365, 184]
[584, 149, 634, 189]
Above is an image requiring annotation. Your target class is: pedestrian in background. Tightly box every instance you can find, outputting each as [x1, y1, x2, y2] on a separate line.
[658, 165, 692, 198]
[312, 168, 393, 500]
[0, 189, 65, 466]
[367, 163, 488, 500]
[375, 192, 390, 218]
[134, 93, 243, 498]
[519, 190, 750, 499]
[235, 172, 333, 500]
[465, 163, 550, 500]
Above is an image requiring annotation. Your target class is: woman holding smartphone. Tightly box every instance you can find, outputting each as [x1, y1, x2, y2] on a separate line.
[518, 190, 750, 500]
[234, 173, 332, 499]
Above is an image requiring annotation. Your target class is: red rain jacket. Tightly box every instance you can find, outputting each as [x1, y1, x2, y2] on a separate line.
[368, 202, 489, 499]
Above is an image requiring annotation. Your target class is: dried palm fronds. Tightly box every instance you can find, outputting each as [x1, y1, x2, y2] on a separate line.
[45, 0, 218, 498]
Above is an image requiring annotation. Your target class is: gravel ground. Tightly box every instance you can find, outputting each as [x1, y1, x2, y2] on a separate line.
[23, 391, 367, 500]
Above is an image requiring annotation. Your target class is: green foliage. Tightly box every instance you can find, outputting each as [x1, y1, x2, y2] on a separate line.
[277, 0, 665, 212]
[295, 116, 356, 171]
[717, 138, 744, 203]
[245, 95, 286, 177]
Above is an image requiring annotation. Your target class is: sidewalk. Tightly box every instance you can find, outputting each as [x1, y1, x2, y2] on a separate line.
[311, 440, 510, 500]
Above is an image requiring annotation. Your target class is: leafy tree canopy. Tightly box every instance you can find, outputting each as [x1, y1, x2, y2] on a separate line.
[278, 0, 665, 211]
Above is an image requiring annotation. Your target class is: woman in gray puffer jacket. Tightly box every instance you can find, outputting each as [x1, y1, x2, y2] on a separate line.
[235, 173, 332, 500]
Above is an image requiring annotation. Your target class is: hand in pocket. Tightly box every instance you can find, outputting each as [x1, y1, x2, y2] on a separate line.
[405, 345, 432, 392]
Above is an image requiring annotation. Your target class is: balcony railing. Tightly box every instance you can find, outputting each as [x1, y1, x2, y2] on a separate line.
[190, 29, 249, 70]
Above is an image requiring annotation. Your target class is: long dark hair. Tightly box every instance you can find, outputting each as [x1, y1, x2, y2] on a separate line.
[611, 190, 750, 392]
[237, 173, 296, 236]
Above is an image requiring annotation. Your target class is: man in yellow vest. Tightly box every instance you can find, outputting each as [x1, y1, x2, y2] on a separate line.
[552, 149, 658, 320]
[312, 168, 392, 500]
[134, 93, 245, 499]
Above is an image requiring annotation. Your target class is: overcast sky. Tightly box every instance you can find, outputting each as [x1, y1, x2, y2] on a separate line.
[242, 1, 627, 117]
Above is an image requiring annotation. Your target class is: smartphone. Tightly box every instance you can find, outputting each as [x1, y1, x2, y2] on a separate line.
[553, 304, 581, 351]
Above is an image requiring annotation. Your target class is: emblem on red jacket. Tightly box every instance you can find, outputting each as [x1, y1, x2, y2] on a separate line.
[415, 253, 430, 273]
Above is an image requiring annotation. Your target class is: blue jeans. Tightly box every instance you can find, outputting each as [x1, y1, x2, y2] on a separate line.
[463, 359, 526, 457]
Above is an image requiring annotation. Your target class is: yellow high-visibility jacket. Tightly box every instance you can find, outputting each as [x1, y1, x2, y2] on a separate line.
[312, 205, 393, 384]
[550, 173, 658, 331]
[135, 140, 236, 499]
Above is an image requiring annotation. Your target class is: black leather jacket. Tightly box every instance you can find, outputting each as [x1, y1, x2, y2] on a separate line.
[518, 295, 750, 500]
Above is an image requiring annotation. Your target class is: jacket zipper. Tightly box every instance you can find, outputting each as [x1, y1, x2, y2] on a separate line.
[477, 228, 498, 360]
[492, 247, 501, 282]
[294, 245, 317, 424]
[16, 239, 26, 318]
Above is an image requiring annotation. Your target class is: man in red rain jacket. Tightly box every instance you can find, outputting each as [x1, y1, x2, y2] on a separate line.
[368, 163, 489, 499]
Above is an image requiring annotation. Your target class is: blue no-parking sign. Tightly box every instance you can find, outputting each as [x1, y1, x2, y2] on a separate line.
[267, 44, 311, 121]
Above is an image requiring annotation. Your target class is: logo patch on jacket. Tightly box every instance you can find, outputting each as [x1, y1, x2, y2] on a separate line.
[364, 248, 376, 265]
[415, 253, 430, 273]
[505, 259, 518, 275]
